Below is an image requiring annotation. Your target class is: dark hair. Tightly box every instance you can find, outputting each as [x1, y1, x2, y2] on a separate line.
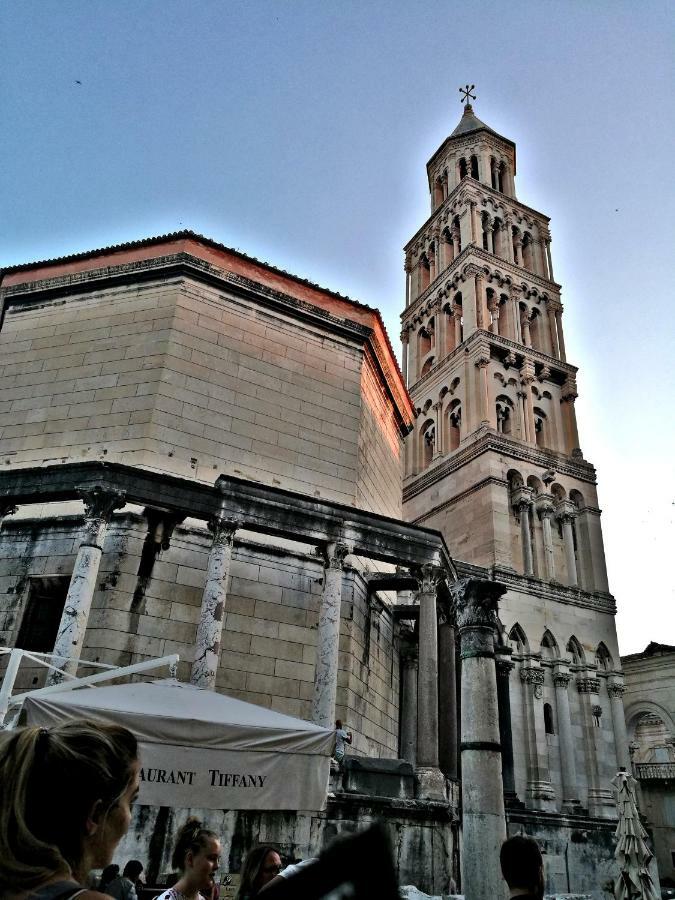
[500, 835, 544, 893]
[100, 864, 120, 888]
[123, 860, 144, 880]
[236, 846, 280, 900]
[171, 818, 219, 871]
[0, 720, 138, 893]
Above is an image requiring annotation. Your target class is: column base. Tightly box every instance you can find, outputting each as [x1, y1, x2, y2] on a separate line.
[415, 766, 447, 802]
[504, 790, 526, 810]
[587, 788, 616, 818]
[561, 798, 586, 815]
[526, 780, 557, 812]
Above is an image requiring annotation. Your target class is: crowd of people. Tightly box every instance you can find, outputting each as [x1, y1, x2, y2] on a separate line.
[0, 718, 546, 900]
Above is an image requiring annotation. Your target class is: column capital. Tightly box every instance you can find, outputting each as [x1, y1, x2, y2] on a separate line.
[552, 669, 572, 688]
[143, 508, 185, 551]
[577, 676, 601, 694]
[535, 494, 555, 519]
[323, 540, 351, 570]
[555, 499, 577, 523]
[520, 666, 545, 699]
[607, 680, 626, 698]
[561, 375, 578, 400]
[495, 647, 515, 678]
[520, 361, 536, 384]
[511, 484, 533, 513]
[414, 562, 445, 595]
[450, 577, 506, 630]
[475, 354, 490, 369]
[79, 486, 126, 543]
[208, 515, 240, 546]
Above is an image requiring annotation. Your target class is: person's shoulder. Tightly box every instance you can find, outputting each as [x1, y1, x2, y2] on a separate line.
[77, 892, 117, 900]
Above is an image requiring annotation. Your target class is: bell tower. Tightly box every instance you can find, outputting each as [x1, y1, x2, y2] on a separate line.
[401, 90, 625, 820]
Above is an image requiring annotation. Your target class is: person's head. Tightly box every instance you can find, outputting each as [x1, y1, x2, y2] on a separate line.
[0, 720, 139, 893]
[237, 846, 282, 897]
[335, 720, 342, 729]
[123, 860, 144, 882]
[100, 863, 120, 886]
[500, 835, 544, 898]
[172, 818, 221, 894]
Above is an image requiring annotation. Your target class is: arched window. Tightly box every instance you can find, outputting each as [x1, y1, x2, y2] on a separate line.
[420, 419, 435, 470]
[509, 622, 529, 656]
[544, 703, 555, 735]
[419, 254, 430, 292]
[459, 157, 468, 180]
[566, 635, 585, 667]
[497, 294, 509, 337]
[496, 395, 514, 435]
[433, 177, 444, 208]
[491, 158, 499, 190]
[492, 218, 503, 257]
[421, 356, 434, 377]
[418, 327, 432, 358]
[470, 155, 479, 179]
[595, 642, 613, 671]
[540, 629, 559, 660]
[447, 399, 461, 451]
[522, 232, 534, 270]
[533, 407, 547, 448]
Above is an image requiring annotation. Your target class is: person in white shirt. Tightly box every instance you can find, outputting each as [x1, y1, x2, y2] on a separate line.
[333, 720, 352, 766]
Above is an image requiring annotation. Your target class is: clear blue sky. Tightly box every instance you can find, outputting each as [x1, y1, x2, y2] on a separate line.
[1, 0, 673, 653]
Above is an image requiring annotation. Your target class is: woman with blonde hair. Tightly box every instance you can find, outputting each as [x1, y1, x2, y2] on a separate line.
[0, 719, 139, 900]
[156, 818, 221, 900]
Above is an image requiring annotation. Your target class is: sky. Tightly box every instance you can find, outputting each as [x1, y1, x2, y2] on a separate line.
[1, 0, 673, 654]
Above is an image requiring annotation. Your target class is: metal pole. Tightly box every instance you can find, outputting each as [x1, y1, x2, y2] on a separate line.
[0, 649, 24, 725]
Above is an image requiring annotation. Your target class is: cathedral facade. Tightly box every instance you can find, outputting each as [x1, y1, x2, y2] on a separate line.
[0, 103, 629, 897]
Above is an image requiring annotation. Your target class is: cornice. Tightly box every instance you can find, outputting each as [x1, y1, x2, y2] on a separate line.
[404, 177, 552, 256]
[406, 329, 576, 399]
[402, 428, 597, 500]
[402, 246, 561, 326]
[426, 131, 516, 176]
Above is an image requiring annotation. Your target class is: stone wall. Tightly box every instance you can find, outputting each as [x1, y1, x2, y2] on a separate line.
[0, 274, 402, 517]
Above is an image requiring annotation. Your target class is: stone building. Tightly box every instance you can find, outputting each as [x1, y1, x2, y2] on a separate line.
[0, 101, 631, 898]
[622, 642, 675, 886]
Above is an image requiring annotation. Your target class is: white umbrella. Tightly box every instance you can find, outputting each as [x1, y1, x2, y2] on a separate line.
[612, 769, 659, 900]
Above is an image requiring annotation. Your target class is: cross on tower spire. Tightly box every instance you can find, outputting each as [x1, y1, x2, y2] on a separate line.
[459, 84, 476, 106]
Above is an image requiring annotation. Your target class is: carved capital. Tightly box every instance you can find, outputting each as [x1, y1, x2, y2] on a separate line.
[79, 486, 126, 542]
[415, 562, 445, 596]
[475, 355, 490, 369]
[577, 677, 601, 694]
[143, 508, 185, 551]
[464, 263, 483, 279]
[520, 361, 536, 385]
[555, 499, 577, 523]
[607, 682, 625, 699]
[450, 577, 506, 630]
[496, 655, 515, 677]
[553, 670, 572, 688]
[208, 515, 240, 547]
[511, 485, 533, 513]
[324, 540, 351, 570]
[561, 376, 578, 401]
[535, 495, 555, 520]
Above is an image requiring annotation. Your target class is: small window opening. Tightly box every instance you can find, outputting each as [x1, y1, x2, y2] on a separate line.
[544, 703, 555, 735]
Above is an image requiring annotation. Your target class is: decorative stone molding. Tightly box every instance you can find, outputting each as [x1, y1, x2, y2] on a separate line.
[450, 576, 506, 630]
[496, 656, 515, 677]
[207, 515, 240, 546]
[555, 499, 577, 523]
[520, 667, 545, 699]
[324, 540, 351, 570]
[553, 671, 572, 688]
[535, 494, 555, 520]
[80, 486, 126, 543]
[510, 485, 533, 514]
[607, 682, 626, 699]
[577, 677, 601, 694]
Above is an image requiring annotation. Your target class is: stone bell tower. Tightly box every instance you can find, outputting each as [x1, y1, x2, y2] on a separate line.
[401, 89, 628, 823]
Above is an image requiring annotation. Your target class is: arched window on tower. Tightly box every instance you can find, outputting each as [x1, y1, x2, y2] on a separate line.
[420, 419, 435, 470]
[459, 157, 468, 180]
[470, 155, 479, 179]
[492, 217, 503, 258]
[498, 294, 509, 338]
[433, 177, 444, 209]
[421, 356, 435, 377]
[544, 703, 555, 735]
[533, 407, 548, 448]
[491, 157, 499, 190]
[447, 399, 461, 451]
[529, 308, 542, 351]
[419, 254, 431, 292]
[595, 642, 614, 672]
[522, 232, 535, 271]
[496, 395, 514, 435]
[418, 326, 432, 358]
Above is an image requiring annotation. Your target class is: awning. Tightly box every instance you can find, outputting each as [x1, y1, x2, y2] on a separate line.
[23, 679, 334, 811]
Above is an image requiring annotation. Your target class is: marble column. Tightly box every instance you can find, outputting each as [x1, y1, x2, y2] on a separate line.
[476, 354, 490, 425]
[504, 220, 514, 263]
[432, 402, 443, 457]
[436, 305, 448, 363]
[486, 221, 495, 254]
[401, 330, 409, 385]
[48, 488, 126, 685]
[545, 239, 554, 280]
[453, 310, 463, 347]
[520, 313, 532, 347]
[547, 306, 561, 358]
[556, 310, 567, 362]
[400, 647, 418, 766]
[577, 674, 614, 815]
[453, 577, 507, 900]
[470, 202, 479, 244]
[552, 666, 582, 811]
[438, 616, 458, 779]
[521, 363, 537, 443]
[561, 377, 580, 454]
[608, 678, 631, 771]
[452, 227, 461, 258]
[556, 500, 578, 587]
[415, 564, 446, 800]
[520, 663, 557, 810]
[405, 260, 412, 307]
[514, 235, 524, 267]
[511, 486, 534, 576]
[535, 495, 556, 582]
[191, 515, 239, 690]
[312, 540, 350, 728]
[495, 645, 519, 806]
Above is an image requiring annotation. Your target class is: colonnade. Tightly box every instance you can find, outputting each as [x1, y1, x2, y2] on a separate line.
[511, 486, 580, 586]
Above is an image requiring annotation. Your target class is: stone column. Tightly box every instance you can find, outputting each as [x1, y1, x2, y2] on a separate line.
[48, 488, 126, 685]
[452, 227, 461, 258]
[547, 306, 561, 358]
[191, 515, 239, 690]
[556, 310, 567, 362]
[429, 248, 437, 283]
[577, 674, 614, 815]
[555, 500, 578, 587]
[436, 303, 447, 363]
[504, 220, 514, 263]
[453, 577, 507, 900]
[438, 616, 458, 779]
[495, 645, 519, 805]
[312, 540, 350, 728]
[401, 330, 409, 385]
[520, 312, 532, 347]
[535, 495, 556, 581]
[545, 239, 554, 280]
[400, 648, 418, 766]
[432, 402, 443, 457]
[486, 220, 495, 254]
[488, 296, 499, 335]
[470, 202, 479, 244]
[415, 564, 446, 800]
[405, 259, 412, 307]
[521, 363, 537, 444]
[520, 663, 557, 810]
[514, 235, 524, 267]
[512, 486, 534, 576]
[561, 377, 580, 454]
[608, 678, 631, 771]
[453, 309, 463, 347]
[476, 354, 491, 425]
[510, 289, 522, 343]
[553, 666, 582, 812]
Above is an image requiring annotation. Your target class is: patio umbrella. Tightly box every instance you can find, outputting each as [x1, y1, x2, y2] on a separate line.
[612, 769, 659, 900]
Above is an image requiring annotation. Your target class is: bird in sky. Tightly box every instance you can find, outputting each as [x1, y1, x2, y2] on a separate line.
[75, 80, 82, 85]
